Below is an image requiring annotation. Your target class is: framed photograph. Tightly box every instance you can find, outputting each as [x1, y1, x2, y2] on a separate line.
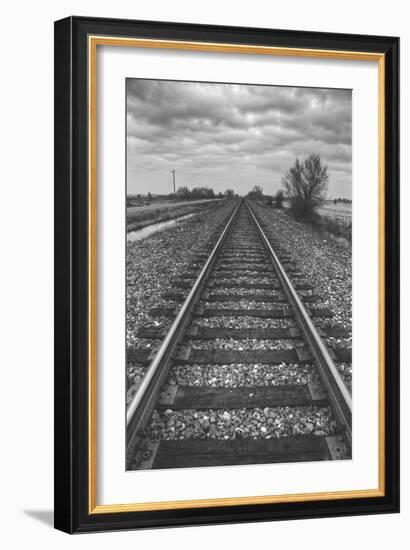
[54, 16, 399, 533]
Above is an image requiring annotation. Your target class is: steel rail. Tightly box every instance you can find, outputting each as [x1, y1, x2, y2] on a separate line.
[245, 199, 352, 447]
[126, 199, 242, 462]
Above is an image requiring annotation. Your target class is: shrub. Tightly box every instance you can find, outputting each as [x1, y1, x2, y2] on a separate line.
[273, 190, 284, 209]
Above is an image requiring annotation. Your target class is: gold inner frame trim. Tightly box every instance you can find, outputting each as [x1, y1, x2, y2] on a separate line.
[88, 35, 386, 514]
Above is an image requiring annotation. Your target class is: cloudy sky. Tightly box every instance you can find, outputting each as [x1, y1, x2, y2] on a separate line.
[127, 79, 352, 198]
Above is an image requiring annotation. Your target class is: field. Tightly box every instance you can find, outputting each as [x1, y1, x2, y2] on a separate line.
[127, 198, 224, 232]
[317, 201, 352, 220]
[272, 199, 352, 243]
[282, 199, 351, 220]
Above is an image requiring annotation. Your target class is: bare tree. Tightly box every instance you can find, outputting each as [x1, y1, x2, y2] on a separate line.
[282, 154, 328, 220]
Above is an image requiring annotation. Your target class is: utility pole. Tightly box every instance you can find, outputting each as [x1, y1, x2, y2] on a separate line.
[171, 169, 176, 194]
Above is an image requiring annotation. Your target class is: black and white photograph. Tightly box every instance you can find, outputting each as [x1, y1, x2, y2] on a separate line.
[50, 11, 400, 535]
[125, 79, 352, 471]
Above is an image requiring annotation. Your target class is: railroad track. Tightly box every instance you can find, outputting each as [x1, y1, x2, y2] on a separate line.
[127, 199, 352, 470]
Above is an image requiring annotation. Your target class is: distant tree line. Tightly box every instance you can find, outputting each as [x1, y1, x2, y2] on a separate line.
[170, 187, 236, 200]
[176, 186, 214, 200]
[333, 197, 352, 204]
[126, 192, 152, 207]
[246, 185, 264, 200]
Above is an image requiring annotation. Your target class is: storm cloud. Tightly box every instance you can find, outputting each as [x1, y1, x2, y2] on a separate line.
[127, 79, 352, 198]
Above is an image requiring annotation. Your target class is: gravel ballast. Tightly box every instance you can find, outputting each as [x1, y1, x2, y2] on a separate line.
[209, 288, 282, 296]
[147, 406, 337, 440]
[201, 300, 287, 311]
[127, 201, 351, 452]
[126, 201, 236, 350]
[251, 202, 352, 337]
[192, 316, 296, 328]
[209, 275, 275, 285]
[169, 363, 319, 387]
[250, 202, 352, 391]
[189, 338, 305, 350]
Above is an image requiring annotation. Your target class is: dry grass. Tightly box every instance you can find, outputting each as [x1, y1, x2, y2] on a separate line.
[127, 200, 224, 232]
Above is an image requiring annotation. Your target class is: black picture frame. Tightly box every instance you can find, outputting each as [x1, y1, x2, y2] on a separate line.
[54, 15, 399, 533]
